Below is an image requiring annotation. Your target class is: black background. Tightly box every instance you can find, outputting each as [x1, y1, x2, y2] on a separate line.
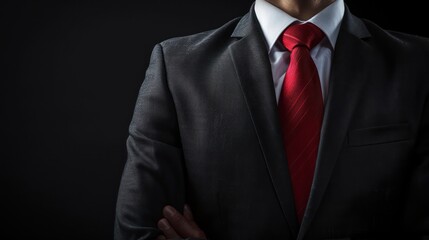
[1, 1, 428, 239]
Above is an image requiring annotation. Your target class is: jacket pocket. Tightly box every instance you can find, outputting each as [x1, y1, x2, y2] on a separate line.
[347, 123, 410, 147]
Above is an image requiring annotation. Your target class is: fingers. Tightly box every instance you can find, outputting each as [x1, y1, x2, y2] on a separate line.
[156, 235, 166, 240]
[157, 218, 179, 239]
[183, 204, 201, 230]
[162, 205, 206, 239]
[183, 204, 194, 221]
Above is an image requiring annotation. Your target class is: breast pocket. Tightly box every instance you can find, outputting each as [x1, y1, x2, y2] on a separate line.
[347, 123, 411, 147]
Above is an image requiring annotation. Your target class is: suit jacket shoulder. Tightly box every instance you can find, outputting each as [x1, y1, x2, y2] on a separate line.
[362, 18, 429, 67]
[159, 17, 242, 58]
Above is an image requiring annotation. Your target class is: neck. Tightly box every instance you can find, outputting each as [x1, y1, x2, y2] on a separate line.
[265, 0, 335, 20]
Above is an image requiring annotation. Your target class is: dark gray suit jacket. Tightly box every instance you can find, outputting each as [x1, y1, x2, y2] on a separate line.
[114, 4, 429, 240]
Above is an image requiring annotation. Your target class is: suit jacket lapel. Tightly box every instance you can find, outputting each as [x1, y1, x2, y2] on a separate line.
[298, 8, 373, 239]
[229, 6, 300, 239]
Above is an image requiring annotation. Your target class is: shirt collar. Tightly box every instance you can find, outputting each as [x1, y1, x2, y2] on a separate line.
[254, 0, 345, 52]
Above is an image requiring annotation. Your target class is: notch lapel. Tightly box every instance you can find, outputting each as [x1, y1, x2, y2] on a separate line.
[229, 7, 300, 239]
[297, 9, 373, 239]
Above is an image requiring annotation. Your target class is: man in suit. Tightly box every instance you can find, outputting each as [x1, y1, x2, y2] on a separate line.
[114, 0, 429, 239]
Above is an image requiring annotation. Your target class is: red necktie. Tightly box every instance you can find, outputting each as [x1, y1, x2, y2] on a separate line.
[278, 23, 325, 222]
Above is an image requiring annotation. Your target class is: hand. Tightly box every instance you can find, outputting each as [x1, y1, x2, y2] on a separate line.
[156, 204, 207, 240]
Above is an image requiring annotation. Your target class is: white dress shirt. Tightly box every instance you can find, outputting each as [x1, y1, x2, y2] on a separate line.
[254, 0, 345, 103]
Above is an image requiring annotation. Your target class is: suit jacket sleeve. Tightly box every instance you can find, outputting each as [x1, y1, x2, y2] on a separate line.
[114, 44, 192, 240]
[403, 95, 429, 238]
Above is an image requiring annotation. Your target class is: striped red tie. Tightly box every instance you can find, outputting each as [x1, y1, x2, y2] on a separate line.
[278, 22, 325, 222]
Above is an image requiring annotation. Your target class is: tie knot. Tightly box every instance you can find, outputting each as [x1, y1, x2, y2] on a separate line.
[282, 23, 325, 51]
